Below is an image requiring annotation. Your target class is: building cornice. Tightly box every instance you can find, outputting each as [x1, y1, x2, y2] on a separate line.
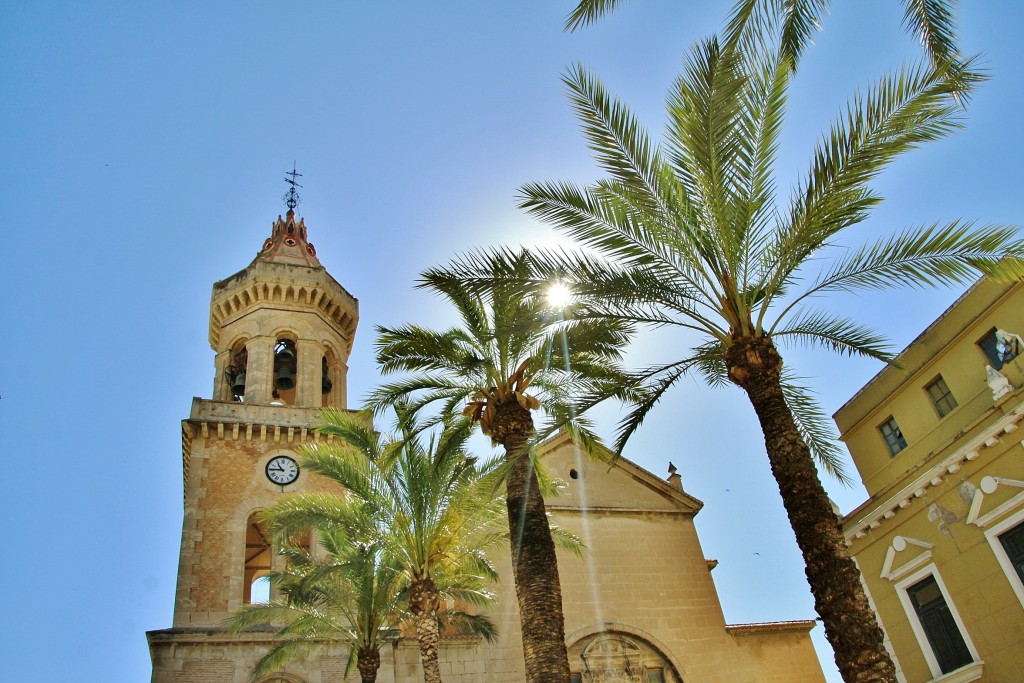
[842, 399, 1024, 541]
[725, 620, 817, 635]
[208, 266, 358, 350]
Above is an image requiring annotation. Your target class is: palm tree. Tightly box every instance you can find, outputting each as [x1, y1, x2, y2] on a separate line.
[565, 0, 961, 71]
[441, 7, 1024, 683]
[367, 250, 633, 683]
[225, 530, 405, 683]
[268, 408, 501, 683]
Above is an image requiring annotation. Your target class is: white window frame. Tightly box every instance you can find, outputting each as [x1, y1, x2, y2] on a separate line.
[983, 506, 1024, 608]
[893, 563, 982, 682]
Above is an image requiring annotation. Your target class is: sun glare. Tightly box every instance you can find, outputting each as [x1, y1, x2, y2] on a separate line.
[546, 281, 573, 310]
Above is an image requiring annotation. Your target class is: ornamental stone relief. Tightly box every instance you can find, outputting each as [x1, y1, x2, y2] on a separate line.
[574, 633, 671, 683]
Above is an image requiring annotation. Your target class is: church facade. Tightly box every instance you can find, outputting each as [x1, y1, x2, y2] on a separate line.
[147, 204, 825, 682]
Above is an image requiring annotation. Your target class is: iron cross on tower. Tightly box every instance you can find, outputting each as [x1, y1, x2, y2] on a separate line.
[284, 164, 303, 211]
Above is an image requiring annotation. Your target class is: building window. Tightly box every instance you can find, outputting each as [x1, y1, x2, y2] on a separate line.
[906, 575, 973, 675]
[925, 376, 958, 418]
[999, 520, 1024, 586]
[978, 327, 1020, 370]
[879, 416, 907, 456]
[647, 670, 666, 683]
[985, 509, 1024, 608]
[570, 674, 582, 683]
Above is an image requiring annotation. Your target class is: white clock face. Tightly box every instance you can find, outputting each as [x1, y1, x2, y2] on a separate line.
[266, 456, 299, 485]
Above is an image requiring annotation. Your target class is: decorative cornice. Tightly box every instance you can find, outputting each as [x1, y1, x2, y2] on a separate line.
[546, 505, 695, 517]
[208, 269, 358, 350]
[182, 399, 357, 444]
[725, 620, 817, 635]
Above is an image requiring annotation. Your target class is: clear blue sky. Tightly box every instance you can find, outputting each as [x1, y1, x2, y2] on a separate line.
[3, 2, 1022, 681]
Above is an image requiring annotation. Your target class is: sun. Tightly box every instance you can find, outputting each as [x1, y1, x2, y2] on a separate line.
[546, 281, 573, 309]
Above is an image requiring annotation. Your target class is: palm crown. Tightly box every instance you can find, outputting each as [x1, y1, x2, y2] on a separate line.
[264, 408, 501, 683]
[497, 6, 1024, 473]
[371, 249, 634, 445]
[369, 249, 634, 683]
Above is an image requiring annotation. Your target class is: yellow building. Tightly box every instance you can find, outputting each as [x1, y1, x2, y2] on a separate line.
[838, 278, 1024, 683]
[148, 202, 825, 682]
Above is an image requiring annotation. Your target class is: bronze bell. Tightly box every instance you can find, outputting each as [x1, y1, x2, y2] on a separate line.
[275, 346, 296, 365]
[275, 365, 295, 391]
[231, 371, 247, 396]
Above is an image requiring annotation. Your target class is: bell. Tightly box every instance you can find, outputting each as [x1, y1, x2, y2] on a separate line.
[231, 371, 246, 396]
[275, 346, 296, 366]
[322, 375, 333, 394]
[275, 365, 295, 390]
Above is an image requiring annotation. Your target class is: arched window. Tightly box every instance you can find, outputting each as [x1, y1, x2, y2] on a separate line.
[243, 510, 313, 605]
[244, 513, 271, 604]
[273, 339, 297, 405]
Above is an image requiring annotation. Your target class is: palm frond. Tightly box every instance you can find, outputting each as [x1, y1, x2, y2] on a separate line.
[777, 0, 829, 69]
[564, 0, 625, 32]
[801, 221, 1024, 296]
[777, 57, 983, 285]
[902, 0, 960, 69]
[772, 309, 895, 362]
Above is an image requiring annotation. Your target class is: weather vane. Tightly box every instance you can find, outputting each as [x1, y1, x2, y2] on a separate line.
[283, 164, 303, 211]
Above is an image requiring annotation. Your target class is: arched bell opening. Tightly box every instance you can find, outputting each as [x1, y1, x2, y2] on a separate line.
[321, 352, 335, 408]
[226, 342, 248, 403]
[272, 338, 297, 405]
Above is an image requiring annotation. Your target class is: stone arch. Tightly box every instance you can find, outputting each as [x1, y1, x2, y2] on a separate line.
[243, 510, 272, 605]
[256, 674, 307, 683]
[566, 624, 685, 683]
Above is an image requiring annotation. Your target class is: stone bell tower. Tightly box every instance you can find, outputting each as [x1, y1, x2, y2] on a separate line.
[148, 177, 360, 681]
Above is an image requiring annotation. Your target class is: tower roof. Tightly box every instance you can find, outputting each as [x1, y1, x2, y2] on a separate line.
[255, 209, 322, 268]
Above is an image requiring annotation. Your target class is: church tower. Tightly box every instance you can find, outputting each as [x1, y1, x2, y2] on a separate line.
[148, 178, 361, 681]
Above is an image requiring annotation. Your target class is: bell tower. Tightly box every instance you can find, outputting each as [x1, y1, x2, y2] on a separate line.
[148, 176, 360, 681]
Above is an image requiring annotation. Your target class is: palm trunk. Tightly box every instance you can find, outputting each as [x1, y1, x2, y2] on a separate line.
[410, 577, 444, 683]
[356, 646, 380, 683]
[726, 335, 897, 683]
[492, 398, 571, 683]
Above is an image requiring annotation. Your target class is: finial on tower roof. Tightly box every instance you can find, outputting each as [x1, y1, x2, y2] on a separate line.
[283, 163, 303, 212]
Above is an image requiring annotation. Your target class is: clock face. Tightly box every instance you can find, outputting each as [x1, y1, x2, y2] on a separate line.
[265, 455, 299, 485]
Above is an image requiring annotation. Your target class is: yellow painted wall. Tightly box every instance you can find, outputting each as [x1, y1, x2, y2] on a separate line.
[839, 278, 1024, 682]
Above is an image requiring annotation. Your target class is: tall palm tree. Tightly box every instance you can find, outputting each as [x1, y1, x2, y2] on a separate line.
[367, 250, 633, 683]
[225, 530, 405, 683]
[443, 7, 1024, 682]
[565, 0, 961, 71]
[268, 408, 501, 683]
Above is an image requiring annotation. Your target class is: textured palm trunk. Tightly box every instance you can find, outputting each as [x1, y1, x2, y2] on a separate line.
[491, 398, 571, 683]
[726, 335, 897, 683]
[409, 577, 444, 683]
[356, 646, 381, 683]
